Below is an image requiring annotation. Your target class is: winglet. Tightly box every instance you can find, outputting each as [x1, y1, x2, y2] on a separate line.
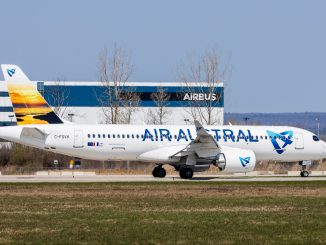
[194, 120, 210, 137]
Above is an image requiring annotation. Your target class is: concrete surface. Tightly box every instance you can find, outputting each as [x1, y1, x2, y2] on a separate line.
[0, 175, 326, 182]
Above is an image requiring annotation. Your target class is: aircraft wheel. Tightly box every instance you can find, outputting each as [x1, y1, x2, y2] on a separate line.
[300, 170, 309, 177]
[179, 167, 193, 179]
[152, 167, 166, 178]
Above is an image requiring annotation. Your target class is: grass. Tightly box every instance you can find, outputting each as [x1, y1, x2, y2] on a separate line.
[0, 182, 326, 244]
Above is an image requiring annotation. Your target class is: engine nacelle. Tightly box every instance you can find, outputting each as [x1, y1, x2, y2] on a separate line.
[216, 147, 256, 173]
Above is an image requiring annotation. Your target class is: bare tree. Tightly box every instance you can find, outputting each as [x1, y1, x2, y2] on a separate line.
[120, 89, 140, 124]
[178, 47, 230, 125]
[97, 44, 134, 124]
[47, 78, 70, 119]
[147, 86, 170, 125]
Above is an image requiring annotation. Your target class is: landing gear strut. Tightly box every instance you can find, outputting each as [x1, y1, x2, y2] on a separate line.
[179, 167, 193, 179]
[152, 166, 166, 178]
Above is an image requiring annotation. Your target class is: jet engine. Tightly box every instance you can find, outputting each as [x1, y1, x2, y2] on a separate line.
[214, 147, 256, 173]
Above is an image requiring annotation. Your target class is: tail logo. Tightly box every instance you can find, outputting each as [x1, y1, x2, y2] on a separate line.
[7, 69, 16, 77]
[266, 130, 293, 154]
[239, 156, 250, 167]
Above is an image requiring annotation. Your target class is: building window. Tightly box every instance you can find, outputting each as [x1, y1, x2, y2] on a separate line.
[37, 82, 44, 95]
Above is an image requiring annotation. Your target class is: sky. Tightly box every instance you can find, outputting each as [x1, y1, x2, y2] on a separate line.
[0, 0, 325, 113]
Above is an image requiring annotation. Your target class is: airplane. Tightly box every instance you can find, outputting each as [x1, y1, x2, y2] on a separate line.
[0, 64, 325, 179]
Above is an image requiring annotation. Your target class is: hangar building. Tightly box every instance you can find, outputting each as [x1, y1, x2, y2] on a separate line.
[0, 81, 224, 125]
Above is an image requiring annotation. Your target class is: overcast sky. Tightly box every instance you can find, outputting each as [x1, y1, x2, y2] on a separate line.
[0, 0, 325, 113]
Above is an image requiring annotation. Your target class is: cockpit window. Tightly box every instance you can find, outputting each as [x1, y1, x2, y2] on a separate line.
[313, 135, 320, 141]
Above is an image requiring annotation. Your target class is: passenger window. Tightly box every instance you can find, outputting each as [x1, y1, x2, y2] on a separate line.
[132, 134, 134, 138]
[113, 134, 115, 138]
[98, 134, 101, 138]
[103, 134, 105, 138]
[137, 135, 139, 139]
[122, 134, 125, 138]
[92, 134, 95, 138]
[265, 136, 267, 140]
[88, 134, 91, 138]
[108, 134, 110, 138]
[127, 135, 129, 138]
[117, 134, 120, 138]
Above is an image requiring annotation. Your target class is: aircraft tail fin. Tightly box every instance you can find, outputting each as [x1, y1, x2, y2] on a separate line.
[1, 64, 64, 125]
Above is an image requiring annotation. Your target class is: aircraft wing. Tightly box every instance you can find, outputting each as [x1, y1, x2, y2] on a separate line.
[137, 120, 220, 162]
[182, 120, 220, 158]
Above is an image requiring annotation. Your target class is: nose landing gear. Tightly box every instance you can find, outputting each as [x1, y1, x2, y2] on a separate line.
[299, 160, 311, 177]
[300, 170, 309, 177]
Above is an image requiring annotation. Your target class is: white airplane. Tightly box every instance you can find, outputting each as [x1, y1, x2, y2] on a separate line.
[0, 64, 325, 179]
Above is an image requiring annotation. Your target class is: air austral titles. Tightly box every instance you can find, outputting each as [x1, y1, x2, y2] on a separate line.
[1, 65, 325, 179]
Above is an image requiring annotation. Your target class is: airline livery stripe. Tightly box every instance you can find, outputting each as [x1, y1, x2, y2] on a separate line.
[0, 121, 16, 126]
[0, 92, 9, 97]
[0, 107, 14, 112]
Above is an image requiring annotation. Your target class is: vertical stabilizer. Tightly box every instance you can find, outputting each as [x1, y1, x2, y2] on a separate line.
[1, 64, 63, 125]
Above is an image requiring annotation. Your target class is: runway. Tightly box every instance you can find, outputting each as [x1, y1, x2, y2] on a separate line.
[1, 175, 326, 182]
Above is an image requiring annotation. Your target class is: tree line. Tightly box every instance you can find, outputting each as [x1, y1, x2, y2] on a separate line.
[51, 44, 230, 125]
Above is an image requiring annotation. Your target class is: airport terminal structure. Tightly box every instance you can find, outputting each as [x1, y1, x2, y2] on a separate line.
[0, 81, 224, 125]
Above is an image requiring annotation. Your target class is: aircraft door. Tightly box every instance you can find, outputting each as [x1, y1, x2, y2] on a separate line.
[73, 130, 84, 148]
[294, 132, 304, 150]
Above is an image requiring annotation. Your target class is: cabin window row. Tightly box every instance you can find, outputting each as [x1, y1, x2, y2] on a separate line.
[87, 133, 292, 140]
[88, 134, 143, 139]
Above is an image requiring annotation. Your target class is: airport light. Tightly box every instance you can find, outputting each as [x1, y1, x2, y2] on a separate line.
[244, 117, 250, 125]
[315, 118, 320, 138]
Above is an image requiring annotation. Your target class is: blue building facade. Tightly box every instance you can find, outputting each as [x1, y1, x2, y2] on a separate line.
[42, 83, 224, 108]
[0, 81, 224, 125]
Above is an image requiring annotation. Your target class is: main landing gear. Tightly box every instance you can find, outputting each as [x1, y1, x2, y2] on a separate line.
[152, 166, 166, 178]
[151, 165, 194, 179]
[179, 167, 193, 179]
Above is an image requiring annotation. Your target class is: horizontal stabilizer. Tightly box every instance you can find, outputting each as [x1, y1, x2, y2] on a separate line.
[21, 127, 48, 140]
